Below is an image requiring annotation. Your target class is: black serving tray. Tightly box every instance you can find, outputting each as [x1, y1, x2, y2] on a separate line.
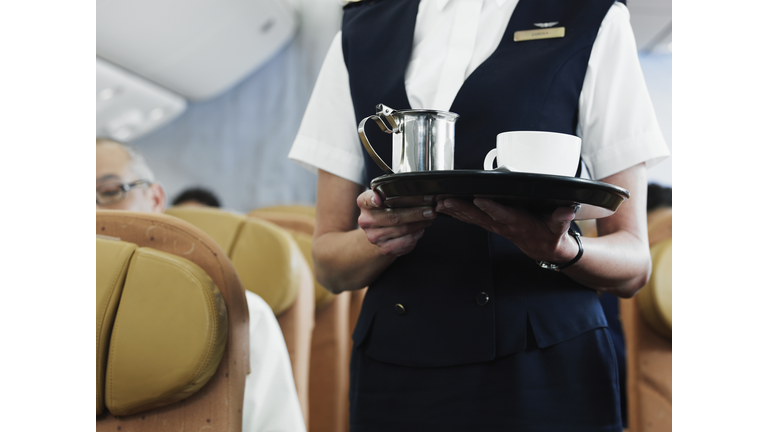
[370, 169, 630, 220]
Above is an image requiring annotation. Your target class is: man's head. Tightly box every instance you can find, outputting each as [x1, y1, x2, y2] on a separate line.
[171, 187, 222, 208]
[96, 138, 166, 213]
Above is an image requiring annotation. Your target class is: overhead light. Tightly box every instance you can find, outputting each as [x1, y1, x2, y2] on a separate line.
[113, 126, 135, 141]
[149, 108, 165, 121]
[99, 88, 116, 101]
[96, 57, 187, 141]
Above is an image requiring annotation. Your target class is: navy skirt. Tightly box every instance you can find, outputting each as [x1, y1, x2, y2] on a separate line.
[349, 326, 622, 431]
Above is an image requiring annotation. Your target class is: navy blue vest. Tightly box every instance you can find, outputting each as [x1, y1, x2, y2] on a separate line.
[344, 0, 616, 367]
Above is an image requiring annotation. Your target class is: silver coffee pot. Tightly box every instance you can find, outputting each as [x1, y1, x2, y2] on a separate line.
[358, 104, 459, 174]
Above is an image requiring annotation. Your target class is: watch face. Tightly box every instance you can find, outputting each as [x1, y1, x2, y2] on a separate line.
[536, 229, 583, 272]
[536, 260, 562, 272]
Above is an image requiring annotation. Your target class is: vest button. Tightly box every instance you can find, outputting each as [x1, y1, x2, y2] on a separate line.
[476, 292, 489, 306]
[395, 303, 406, 315]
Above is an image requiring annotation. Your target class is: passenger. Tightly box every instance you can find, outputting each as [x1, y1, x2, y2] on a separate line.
[290, 1, 669, 430]
[172, 187, 222, 208]
[96, 138, 306, 432]
[95, 138, 166, 213]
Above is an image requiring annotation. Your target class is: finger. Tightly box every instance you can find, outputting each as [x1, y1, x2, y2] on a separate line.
[357, 190, 383, 210]
[437, 198, 497, 227]
[384, 194, 436, 208]
[365, 220, 434, 245]
[379, 229, 426, 257]
[547, 204, 579, 236]
[359, 205, 437, 229]
[472, 198, 522, 225]
[382, 206, 437, 227]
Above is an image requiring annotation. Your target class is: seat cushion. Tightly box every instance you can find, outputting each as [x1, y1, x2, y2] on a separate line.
[104, 246, 228, 416]
[249, 205, 316, 219]
[248, 211, 335, 309]
[166, 207, 303, 316]
[637, 237, 672, 339]
[165, 206, 246, 254]
[96, 238, 138, 415]
[229, 217, 302, 316]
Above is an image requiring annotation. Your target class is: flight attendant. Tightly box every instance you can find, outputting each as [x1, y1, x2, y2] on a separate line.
[289, 0, 670, 430]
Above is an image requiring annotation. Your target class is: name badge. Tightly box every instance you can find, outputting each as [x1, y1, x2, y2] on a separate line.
[514, 27, 565, 42]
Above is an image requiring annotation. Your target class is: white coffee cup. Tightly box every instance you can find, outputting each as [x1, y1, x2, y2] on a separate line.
[483, 131, 582, 176]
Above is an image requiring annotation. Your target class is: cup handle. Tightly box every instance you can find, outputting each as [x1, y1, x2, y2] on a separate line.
[358, 115, 395, 174]
[483, 149, 497, 170]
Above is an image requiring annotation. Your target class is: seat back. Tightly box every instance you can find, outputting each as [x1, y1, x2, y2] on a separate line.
[96, 210, 249, 432]
[249, 210, 336, 309]
[96, 237, 228, 417]
[249, 204, 316, 219]
[621, 207, 672, 432]
[165, 207, 304, 315]
[165, 206, 314, 425]
[647, 207, 673, 247]
[251, 208, 358, 432]
[637, 238, 672, 339]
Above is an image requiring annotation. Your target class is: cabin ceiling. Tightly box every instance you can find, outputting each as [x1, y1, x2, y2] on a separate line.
[626, 0, 672, 53]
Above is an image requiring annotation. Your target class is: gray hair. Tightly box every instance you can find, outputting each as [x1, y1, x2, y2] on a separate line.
[96, 138, 156, 182]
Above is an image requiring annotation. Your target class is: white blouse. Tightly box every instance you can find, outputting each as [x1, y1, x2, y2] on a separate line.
[242, 291, 306, 432]
[289, 0, 669, 184]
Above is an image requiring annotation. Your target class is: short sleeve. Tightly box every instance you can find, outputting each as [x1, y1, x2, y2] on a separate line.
[288, 31, 367, 186]
[578, 3, 670, 180]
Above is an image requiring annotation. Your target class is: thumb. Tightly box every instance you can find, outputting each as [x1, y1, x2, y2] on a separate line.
[358, 190, 383, 210]
[549, 204, 580, 235]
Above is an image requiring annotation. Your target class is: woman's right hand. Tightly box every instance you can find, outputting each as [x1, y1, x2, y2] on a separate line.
[356, 190, 437, 257]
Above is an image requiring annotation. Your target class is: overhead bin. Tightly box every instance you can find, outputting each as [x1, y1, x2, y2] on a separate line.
[96, 0, 298, 101]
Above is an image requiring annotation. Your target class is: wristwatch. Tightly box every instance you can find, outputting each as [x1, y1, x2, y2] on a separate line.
[536, 228, 583, 272]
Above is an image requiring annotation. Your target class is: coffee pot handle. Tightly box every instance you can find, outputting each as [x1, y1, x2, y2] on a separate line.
[358, 114, 396, 175]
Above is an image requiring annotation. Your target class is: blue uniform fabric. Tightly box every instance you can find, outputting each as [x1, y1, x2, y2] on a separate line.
[350, 326, 622, 431]
[599, 292, 629, 428]
[341, 0, 624, 428]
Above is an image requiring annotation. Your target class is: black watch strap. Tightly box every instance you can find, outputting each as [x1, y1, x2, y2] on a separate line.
[536, 228, 583, 272]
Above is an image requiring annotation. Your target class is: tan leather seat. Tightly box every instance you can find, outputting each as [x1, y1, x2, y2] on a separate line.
[251, 208, 362, 432]
[249, 204, 316, 219]
[621, 207, 672, 432]
[637, 238, 672, 339]
[646, 207, 672, 247]
[249, 210, 332, 309]
[165, 206, 314, 426]
[96, 210, 249, 431]
[97, 237, 228, 417]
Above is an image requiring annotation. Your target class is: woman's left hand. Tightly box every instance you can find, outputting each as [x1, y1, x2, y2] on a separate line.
[435, 197, 580, 265]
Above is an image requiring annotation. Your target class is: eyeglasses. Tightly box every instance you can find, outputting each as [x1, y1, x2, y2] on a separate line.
[96, 179, 152, 205]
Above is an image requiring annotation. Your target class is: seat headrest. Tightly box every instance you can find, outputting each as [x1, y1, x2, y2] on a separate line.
[250, 210, 334, 309]
[249, 210, 315, 236]
[249, 205, 316, 219]
[96, 237, 228, 417]
[637, 237, 672, 339]
[647, 207, 672, 246]
[230, 217, 303, 316]
[165, 206, 246, 253]
[166, 206, 303, 316]
[289, 230, 335, 309]
[96, 237, 137, 416]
